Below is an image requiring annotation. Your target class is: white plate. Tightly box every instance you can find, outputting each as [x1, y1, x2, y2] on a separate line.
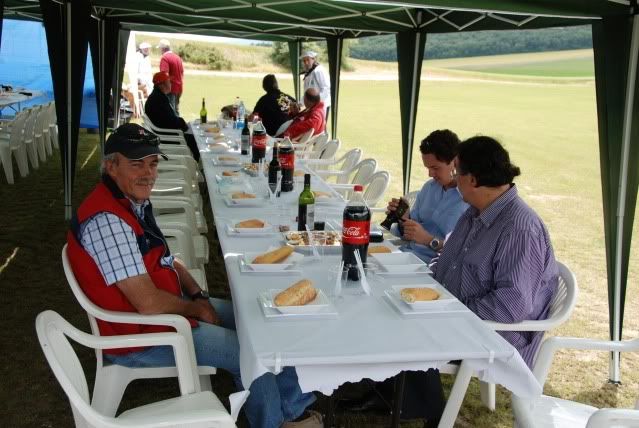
[212, 155, 241, 166]
[241, 251, 303, 272]
[233, 220, 273, 234]
[258, 292, 337, 319]
[371, 252, 427, 273]
[266, 288, 330, 314]
[374, 264, 432, 277]
[389, 285, 456, 308]
[383, 286, 468, 315]
[223, 195, 265, 207]
[225, 223, 276, 237]
[215, 173, 243, 184]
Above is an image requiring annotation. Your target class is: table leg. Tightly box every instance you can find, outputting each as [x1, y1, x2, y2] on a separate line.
[439, 360, 473, 428]
[390, 371, 406, 428]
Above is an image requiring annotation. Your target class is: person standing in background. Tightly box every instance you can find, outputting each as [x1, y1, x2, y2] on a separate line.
[136, 42, 153, 97]
[301, 51, 331, 118]
[157, 39, 184, 114]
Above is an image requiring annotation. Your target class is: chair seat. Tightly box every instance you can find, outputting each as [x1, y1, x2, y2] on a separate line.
[517, 395, 598, 428]
[118, 390, 234, 427]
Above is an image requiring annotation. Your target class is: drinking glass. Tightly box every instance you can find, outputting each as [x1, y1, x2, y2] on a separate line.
[328, 264, 347, 299]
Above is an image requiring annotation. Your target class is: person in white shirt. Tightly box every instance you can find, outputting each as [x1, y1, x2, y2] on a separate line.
[301, 51, 331, 118]
[136, 42, 153, 96]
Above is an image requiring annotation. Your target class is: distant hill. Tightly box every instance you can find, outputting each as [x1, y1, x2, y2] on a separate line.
[350, 25, 592, 61]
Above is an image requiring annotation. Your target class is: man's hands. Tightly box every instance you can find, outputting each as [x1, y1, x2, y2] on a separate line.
[289, 102, 301, 116]
[402, 219, 432, 246]
[386, 198, 410, 221]
[193, 298, 220, 325]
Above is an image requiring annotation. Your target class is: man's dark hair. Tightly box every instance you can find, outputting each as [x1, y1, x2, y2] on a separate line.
[457, 136, 521, 187]
[304, 89, 321, 104]
[419, 129, 459, 163]
[262, 74, 279, 92]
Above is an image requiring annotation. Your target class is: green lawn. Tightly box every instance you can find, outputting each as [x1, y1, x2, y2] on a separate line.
[3, 52, 639, 427]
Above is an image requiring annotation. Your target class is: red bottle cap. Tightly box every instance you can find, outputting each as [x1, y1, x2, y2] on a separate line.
[354, 185, 363, 192]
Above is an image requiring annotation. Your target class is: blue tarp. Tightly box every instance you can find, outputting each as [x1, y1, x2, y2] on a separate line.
[0, 19, 98, 128]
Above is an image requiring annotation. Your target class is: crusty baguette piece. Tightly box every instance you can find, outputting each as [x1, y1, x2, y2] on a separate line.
[231, 191, 256, 199]
[368, 246, 392, 255]
[252, 246, 294, 264]
[219, 156, 237, 161]
[400, 287, 440, 303]
[274, 279, 317, 306]
[222, 170, 239, 176]
[235, 219, 265, 229]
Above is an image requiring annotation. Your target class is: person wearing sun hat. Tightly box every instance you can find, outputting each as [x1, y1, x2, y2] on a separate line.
[66, 122, 321, 428]
[144, 71, 200, 161]
[136, 41, 153, 95]
[157, 38, 184, 113]
[300, 50, 331, 118]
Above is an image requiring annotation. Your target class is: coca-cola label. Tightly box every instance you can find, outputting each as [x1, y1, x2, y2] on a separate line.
[253, 134, 267, 149]
[279, 152, 295, 170]
[342, 220, 370, 245]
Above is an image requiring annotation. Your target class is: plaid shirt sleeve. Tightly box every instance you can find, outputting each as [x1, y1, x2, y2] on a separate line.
[79, 212, 147, 286]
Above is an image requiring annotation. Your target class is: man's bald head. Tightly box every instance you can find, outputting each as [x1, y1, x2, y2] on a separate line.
[303, 88, 321, 108]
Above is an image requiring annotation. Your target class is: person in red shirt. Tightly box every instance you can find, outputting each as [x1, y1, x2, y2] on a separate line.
[281, 88, 325, 141]
[157, 39, 184, 114]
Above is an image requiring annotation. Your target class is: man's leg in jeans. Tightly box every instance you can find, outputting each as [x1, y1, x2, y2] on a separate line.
[166, 93, 177, 112]
[175, 92, 182, 114]
[184, 133, 200, 161]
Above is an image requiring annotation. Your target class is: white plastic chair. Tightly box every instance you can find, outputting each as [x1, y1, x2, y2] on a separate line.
[512, 335, 639, 428]
[0, 110, 30, 184]
[34, 104, 53, 158]
[319, 139, 340, 160]
[152, 198, 208, 234]
[21, 107, 40, 169]
[36, 310, 235, 428]
[362, 170, 391, 209]
[329, 158, 377, 198]
[308, 148, 362, 180]
[292, 128, 314, 146]
[441, 261, 579, 411]
[142, 113, 189, 146]
[158, 221, 209, 268]
[61, 245, 217, 417]
[404, 190, 419, 209]
[304, 133, 330, 160]
[47, 102, 59, 150]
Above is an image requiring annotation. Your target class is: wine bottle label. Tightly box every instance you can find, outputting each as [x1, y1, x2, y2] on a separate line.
[342, 220, 371, 245]
[279, 152, 295, 170]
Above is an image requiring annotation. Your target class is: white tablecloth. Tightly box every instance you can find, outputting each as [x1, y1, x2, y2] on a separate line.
[191, 122, 542, 424]
[0, 89, 44, 109]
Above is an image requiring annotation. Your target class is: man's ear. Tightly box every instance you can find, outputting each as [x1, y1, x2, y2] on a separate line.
[469, 174, 478, 188]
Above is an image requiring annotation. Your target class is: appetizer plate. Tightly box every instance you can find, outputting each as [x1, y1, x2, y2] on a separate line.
[387, 285, 457, 309]
[371, 252, 427, 273]
[383, 285, 468, 316]
[212, 155, 241, 167]
[225, 223, 276, 237]
[241, 251, 304, 272]
[282, 230, 342, 252]
[223, 195, 266, 207]
[266, 288, 330, 314]
[233, 220, 274, 234]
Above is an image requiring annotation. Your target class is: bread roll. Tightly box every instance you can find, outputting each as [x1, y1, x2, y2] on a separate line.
[222, 170, 238, 176]
[368, 246, 392, 255]
[400, 287, 440, 303]
[231, 192, 256, 199]
[219, 156, 236, 161]
[236, 219, 265, 229]
[252, 246, 294, 264]
[274, 279, 317, 306]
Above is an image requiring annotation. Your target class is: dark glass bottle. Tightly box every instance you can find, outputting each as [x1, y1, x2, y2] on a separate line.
[268, 142, 281, 193]
[297, 174, 315, 231]
[241, 115, 250, 156]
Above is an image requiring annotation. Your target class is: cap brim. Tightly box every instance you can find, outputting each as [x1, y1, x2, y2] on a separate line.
[121, 146, 168, 161]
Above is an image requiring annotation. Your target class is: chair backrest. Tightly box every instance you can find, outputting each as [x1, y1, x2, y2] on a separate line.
[319, 139, 340, 160]
[337, 148, 362, 174]
[36, 310, 95, 421]
[350, 158, 377, 186]
[34, 104, 49, 137]
[22, 107, 38, 142]
[293, 128, 314, 145]
[547, 261, 579, 327]
[363, 171, 390, 207]
[61, 244, 105, 366]
[6, 110, 28, 149]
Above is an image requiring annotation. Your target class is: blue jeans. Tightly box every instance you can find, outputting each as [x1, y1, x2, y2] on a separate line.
[166, 92, 181, 114]
[106, 298, 315, 428]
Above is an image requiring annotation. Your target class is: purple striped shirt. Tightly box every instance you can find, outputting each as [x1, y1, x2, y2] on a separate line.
[432, 185, 558, 367]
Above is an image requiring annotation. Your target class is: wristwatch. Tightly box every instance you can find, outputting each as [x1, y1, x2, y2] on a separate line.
[190, 289, 210, 300]
[428, 238, 440, 251]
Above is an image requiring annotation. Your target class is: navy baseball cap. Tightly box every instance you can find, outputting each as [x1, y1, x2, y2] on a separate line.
[105, 123, 167, 160]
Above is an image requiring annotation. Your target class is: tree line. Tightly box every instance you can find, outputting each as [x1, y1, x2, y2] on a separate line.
[349, 25, 592, 61]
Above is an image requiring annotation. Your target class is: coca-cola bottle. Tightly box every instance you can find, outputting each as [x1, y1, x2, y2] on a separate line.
[342, 185, 371, 281]
[251, 121, 267, 163]
[278, 137, 295, 192]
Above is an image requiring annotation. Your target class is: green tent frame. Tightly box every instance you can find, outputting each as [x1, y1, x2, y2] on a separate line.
[2, 0, 638, 383]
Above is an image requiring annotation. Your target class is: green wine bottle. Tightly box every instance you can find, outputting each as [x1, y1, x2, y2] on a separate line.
[297, 174, 315, 231]
[199, 98, 207, 124]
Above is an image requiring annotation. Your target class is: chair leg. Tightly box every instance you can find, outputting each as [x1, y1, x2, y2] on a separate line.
[199, 374, 212, 391]
[91, 370, 129, 417]
[14, 146, 29, 178]
[391, 372, 406, 428]
[479, 381, 496, 411]
[0, 147, 14, 184]
[36, 135, 47, 161]
[25, 141, 39, 169]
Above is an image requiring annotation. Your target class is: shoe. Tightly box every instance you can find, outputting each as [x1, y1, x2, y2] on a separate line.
[281, 410, 323, 427]
[339, 390, 390, 413]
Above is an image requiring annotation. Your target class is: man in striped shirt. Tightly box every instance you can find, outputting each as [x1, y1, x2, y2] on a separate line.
[434, 135, 558, 367]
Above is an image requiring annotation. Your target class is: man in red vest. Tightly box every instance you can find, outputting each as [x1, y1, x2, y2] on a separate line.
[158, 39, 184, 114]
[66, 123, 321, 428]
[280, 88, 325, 141]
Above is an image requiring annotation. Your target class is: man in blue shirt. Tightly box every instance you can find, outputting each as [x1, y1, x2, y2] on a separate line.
[386, 129, 468, 262]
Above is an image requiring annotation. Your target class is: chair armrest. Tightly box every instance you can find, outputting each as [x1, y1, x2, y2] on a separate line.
[587, 408, 639, 428]
[484, 318, 559, 332]
[329, 183, 357, 190]
[316, 170, 346, 177]
[158, 134, 187, 144]
[369, 207, 386, 213]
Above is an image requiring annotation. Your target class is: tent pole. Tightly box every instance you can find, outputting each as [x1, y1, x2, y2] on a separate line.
[331, 38, 342, 140]
[64, 0, 72, 220]
[115, 31, 121, 127]
[610, 13, 639, 384]
[99, 17, 105, 158]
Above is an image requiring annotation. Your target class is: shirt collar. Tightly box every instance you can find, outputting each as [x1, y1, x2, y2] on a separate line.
[128, 198, 150, 220]
[476, 184, 518, 227]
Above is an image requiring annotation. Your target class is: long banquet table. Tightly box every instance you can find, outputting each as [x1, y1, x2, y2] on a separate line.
[0, 88, 44, 112]
[190, 122, 542, 427]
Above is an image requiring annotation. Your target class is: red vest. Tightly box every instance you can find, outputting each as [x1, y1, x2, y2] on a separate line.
[67, 179, 196, 354]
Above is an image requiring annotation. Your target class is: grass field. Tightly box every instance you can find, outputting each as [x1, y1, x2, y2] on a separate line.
[3, 48, 638, 427]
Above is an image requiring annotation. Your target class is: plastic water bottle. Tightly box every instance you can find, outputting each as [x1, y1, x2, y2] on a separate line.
[237, 101, 246, 127]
